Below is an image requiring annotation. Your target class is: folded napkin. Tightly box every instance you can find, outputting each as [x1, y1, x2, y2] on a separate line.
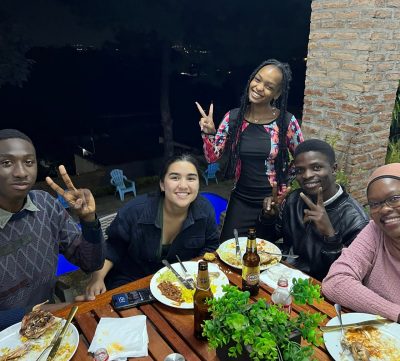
[88, 315, 148, 360]
[260, 263, 309, 289]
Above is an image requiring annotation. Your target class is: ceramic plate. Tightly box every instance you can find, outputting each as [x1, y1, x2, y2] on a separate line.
[150, 261, 229, 309]
[217, 237, 281, 270]
[0, 317, 79, 361]
[323, 313, 400, 361]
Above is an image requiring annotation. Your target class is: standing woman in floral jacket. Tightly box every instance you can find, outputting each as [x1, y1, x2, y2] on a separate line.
[196, 59, 303, 241]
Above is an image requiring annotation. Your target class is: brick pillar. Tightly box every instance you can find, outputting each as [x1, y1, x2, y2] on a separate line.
[302, 0, 400, 202]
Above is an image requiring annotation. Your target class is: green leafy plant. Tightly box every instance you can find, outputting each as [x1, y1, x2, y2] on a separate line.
[203, 279, 326, 361]
[387, 80, 400, 164]
[386, 139, 400, 164]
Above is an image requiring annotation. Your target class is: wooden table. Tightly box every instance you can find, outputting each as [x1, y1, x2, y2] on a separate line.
[54, 259, 337, 361]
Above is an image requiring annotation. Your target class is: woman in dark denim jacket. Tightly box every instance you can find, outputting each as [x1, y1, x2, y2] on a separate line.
[82, 154, 219, 296]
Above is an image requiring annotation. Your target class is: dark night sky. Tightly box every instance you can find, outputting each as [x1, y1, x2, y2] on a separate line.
[0, 0, 312, 178]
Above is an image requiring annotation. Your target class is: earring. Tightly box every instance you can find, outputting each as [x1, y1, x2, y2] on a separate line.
[271, 99, 277, 117]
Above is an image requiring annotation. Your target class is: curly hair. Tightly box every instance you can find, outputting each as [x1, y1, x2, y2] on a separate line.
[225, 59, 293, 187]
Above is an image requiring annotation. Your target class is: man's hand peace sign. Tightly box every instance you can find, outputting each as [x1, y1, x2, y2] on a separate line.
[195, 102, 216, 135]
[46, 165, 96, 222]
[300, 187, 335, 237]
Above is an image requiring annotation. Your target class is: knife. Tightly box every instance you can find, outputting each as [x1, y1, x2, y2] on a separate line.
[233, 228, 241, 261]
[320, 318, 392, 332]
[162, 259, 194, 289]
[46, 305, 78, 360]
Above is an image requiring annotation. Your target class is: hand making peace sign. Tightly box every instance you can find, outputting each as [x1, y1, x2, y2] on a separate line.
[300, 187, 335, 237]
[195, 101, 216, 135]
[46, 165, 96, 222]
[262, 182, 291, 218]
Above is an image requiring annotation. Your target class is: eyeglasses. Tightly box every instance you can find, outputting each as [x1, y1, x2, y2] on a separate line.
[367, 195, 400, 213]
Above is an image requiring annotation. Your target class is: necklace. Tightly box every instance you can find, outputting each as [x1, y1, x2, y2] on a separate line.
[249, 107, 277, 124]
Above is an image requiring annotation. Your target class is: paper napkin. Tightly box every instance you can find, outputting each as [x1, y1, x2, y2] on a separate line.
[260, 263, 309, 289]
[88, 315, 148, 360]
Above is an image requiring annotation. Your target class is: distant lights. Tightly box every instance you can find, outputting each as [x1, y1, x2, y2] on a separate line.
[304, 57, 308, 61]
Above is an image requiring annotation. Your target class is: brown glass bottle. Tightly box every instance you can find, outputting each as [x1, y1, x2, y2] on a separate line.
[193, 261, 213, 340]
[241, 227, 260, 296]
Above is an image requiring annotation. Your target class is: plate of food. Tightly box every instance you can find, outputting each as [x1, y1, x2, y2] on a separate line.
[323, 313, 400, 361]
[150, 261, 229, 309]
[217, 237, 281, 270]
[0, 309, 79, 361]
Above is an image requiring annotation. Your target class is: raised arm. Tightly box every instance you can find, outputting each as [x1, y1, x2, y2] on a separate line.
[46, 165, 104, 272]
[46, 165, 96, 222]
[196, 102, 231, 163]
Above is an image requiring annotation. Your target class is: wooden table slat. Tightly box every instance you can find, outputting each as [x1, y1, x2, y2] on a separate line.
[140, 304, 204, 361]
[73, 336, 94, 361]
[75, 311, 98, 344]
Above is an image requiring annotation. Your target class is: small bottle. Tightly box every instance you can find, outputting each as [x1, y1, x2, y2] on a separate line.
[241, 227, 260, 296]
[271, 276, 292, 314]
[193, 261, 213, 340]
[93, 348, 109, 361]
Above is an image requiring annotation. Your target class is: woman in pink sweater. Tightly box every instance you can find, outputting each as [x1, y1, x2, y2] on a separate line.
[322, 163, 400, 322]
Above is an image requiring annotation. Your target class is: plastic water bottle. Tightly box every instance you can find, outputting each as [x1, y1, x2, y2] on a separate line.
[271, 276, 292, 314]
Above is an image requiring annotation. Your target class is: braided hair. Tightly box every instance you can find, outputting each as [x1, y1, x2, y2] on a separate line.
[225, 59, 293, 187]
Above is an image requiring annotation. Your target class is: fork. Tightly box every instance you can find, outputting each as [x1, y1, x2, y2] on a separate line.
[34, 324, 63, 361]
[176, 255, 196, 288]
[162, 259, 194, 290]
[258, 251, 299, 259]
[334, 303, 349, 351]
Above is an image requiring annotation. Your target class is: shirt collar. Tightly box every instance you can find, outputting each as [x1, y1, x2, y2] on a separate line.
[0, 194, 39, 229]
[323, 184, 343, 206]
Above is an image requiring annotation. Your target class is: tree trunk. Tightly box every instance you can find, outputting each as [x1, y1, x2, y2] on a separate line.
[160, 40, 174, 159]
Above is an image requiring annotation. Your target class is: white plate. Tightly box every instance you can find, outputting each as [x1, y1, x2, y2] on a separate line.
[217, 237, 282, 270]
[323, 313, 400, 361]
[0, 317, 79, 361]
[150, 261, 229, 309]
[260, 263, 309, 289]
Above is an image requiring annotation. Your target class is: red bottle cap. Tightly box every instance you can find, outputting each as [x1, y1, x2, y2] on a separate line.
[94, 348, 109, 361]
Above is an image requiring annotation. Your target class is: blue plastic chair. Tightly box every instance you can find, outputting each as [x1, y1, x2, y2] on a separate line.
[202, 163, 220, 185]
[57, 193, 70, 209]
[200, 192, 228, 224]
[110, 169, 136, 201]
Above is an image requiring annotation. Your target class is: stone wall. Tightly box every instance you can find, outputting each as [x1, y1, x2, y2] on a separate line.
[302, 0, 400, 202]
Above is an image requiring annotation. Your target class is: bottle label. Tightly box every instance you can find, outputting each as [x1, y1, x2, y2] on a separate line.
[242, 266, 260, 285]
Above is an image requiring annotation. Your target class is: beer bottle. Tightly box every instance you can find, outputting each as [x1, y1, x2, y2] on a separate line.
[241, 227, 260, 296]
[193, 261, 213, 340]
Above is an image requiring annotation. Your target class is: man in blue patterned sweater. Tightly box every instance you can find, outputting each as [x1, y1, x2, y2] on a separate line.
[0, 129, 105, 330]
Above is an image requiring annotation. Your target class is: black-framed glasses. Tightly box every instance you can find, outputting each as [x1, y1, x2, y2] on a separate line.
[367, 195, 400, 213]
